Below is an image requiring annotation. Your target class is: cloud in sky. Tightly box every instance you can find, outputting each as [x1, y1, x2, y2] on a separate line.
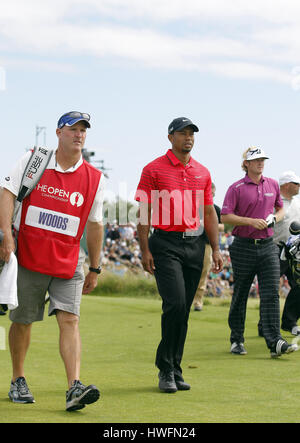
[0, 0, 299, 83]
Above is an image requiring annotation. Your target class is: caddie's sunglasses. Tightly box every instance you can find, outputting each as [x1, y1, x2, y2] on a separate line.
[61, 112, 90, 121]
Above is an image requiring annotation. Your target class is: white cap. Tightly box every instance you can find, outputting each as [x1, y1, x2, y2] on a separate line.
[279, 170, 300, 186]
[245, 147, 269, 161]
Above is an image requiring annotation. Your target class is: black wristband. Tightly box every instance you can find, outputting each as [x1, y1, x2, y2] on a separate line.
[89, 266, 101, 274]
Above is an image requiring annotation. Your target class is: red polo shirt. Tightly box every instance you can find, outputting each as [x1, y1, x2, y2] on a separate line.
[135, 149, 213, 232]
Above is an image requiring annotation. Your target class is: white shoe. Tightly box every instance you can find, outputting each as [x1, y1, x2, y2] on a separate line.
[230, 342, 247, 355]
[291, 326, 300, 336]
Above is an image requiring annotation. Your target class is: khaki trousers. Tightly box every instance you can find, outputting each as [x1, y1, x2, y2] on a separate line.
[193, 243, 212, 309]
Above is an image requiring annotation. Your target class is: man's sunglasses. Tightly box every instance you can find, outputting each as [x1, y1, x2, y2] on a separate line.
[60, 112, 90, 121]
[58, 112, 90, 129]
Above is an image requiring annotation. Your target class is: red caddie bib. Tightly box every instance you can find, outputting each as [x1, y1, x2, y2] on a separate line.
[17, 160, 101, 279]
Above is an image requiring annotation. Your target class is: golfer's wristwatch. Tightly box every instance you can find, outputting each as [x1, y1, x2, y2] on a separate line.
[89, 266, 102, 274]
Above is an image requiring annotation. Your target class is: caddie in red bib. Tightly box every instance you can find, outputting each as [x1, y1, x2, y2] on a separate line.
[0, 111, 104, 412]
[18, 161, 100, 279]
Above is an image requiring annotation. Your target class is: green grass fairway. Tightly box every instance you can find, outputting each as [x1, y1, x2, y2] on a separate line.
[0, 295, 299, 423]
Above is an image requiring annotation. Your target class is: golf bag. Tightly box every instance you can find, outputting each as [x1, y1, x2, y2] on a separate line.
[282, 221, 300, 286]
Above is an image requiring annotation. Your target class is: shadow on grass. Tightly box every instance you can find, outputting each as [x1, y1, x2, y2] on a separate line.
[102, 385, 159, 397]
[0, 398, 11, 404]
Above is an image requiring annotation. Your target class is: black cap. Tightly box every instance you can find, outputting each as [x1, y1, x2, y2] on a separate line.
[168, 117, 199, 134]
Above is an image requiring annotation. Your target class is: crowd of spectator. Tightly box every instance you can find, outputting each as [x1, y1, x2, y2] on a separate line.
[101, 222, 143, 274]
[101, 224, 290, 298]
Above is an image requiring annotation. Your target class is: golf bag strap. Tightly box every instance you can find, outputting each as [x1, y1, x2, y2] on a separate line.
[13, 147, 54, 223]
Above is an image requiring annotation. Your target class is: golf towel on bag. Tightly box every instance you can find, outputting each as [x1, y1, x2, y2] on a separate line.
[0, 253, 18, 310]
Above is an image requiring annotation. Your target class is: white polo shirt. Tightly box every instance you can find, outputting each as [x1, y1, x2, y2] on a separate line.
[273, 195, 300, 244]
[3, 150, 104, 230]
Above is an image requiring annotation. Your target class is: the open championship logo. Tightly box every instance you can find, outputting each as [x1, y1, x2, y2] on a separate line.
[70, 192, 84, 207]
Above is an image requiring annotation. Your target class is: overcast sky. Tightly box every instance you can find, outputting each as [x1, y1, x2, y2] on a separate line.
[1, 0, 300, 206]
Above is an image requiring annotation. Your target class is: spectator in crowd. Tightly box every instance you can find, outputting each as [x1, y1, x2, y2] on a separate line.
[106, 223, 121, 241]
[226, 232, 234, 247]
[219, 232, 227, 251]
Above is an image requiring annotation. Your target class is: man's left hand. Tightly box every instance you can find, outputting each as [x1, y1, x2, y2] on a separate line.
[82, 272, 99, 294]
[211, 250, 223, 274]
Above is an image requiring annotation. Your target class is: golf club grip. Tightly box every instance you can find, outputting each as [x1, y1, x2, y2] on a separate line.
[0, 229, 3, 243]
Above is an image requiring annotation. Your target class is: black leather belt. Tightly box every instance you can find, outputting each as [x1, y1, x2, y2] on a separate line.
[153, 228, 200, 239]
[235, 236, 273, 245]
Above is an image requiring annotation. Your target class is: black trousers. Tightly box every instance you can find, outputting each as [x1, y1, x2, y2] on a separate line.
[281, 260, 300, 330]
[148, 231, 205, 373]
[229, 238, 281, 349]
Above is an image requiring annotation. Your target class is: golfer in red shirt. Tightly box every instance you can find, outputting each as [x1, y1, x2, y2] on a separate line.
[135, 117, 222, 393]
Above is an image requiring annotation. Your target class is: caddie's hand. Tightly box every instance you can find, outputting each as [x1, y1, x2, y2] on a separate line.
[251, 218, 268, 230]
[82, 271, 99, 294]
[211, 250, 223, 274]
[141, 250, 156, 275]
[0, 231, 16, 263]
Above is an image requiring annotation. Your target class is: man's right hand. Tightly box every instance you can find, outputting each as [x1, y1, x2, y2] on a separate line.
[0, 231, 16, 263]
[0, 188, 17, 263]
[250, 218, 268, 230]
[141, 250, 156, 275]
